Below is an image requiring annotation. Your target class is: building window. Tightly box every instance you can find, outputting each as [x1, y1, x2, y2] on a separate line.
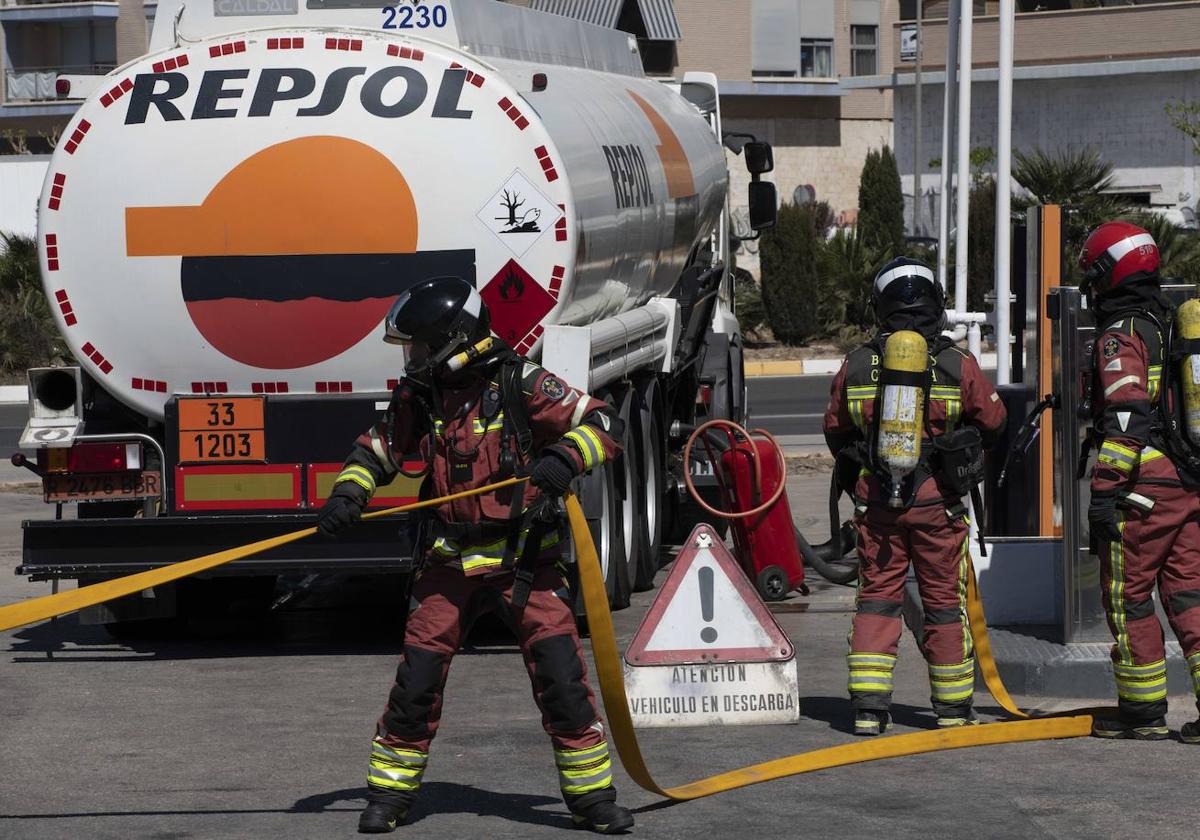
[851, 25, 878, 76]
[800, 38, 833, 78]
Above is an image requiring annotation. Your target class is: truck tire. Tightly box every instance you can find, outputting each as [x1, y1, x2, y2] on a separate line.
[577, 439, 631, 611]
[616, 387, 654, 592]
[636, 376, 667, 583]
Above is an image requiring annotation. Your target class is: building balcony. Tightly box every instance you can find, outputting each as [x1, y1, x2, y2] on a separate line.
[893, 1, 1200, 73]
[4, 63, 113, 102]
[0, 1, 119, 23]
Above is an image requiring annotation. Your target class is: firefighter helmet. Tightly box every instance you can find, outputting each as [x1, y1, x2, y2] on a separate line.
[1079, 221, 1160, 297]
[871, 257, 944, 336]
[384, 276, 491, 369]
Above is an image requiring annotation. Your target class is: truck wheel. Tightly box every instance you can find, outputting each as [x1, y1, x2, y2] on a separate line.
[636, 376, 667, 581]
[576, 445, 631, 611]
[617, 387, 654, 593]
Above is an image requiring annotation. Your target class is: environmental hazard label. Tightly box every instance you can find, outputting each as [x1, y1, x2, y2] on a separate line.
[475, 170, 563, 257]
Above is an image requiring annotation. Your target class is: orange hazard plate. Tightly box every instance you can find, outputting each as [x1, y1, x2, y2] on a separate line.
[177, 397, 266, 464]
[44, 471, 162, 503]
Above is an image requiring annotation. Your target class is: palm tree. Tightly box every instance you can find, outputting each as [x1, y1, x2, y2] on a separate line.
[1012, 147, 1130, 280]
[1127, 212, 1200, 287]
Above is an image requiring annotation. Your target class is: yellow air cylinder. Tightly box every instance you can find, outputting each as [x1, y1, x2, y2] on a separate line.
[877, 330, 929, 508]
[1178, 299, 1200, 447]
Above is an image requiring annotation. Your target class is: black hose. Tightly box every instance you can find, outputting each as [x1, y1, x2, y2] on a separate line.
[796, 523, 859, 586]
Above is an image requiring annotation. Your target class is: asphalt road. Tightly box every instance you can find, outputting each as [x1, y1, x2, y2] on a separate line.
[746, 375, 832, 438]
[3, 479, 1200, 839]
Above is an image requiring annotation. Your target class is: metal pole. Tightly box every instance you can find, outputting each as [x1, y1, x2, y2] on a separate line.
[954, 0, 973, 315]
[937, 0, 961, 293]
[913, 2, 924, 237]
[994, 0, 1015, 385]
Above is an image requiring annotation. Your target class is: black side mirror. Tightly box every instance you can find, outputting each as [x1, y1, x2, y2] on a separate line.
[748, 181, 777, 232]
[744, 141, 774, 176]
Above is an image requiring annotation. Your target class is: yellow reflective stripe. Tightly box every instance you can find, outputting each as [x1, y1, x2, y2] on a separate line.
[565, 427, 604, 470]
[1139, 447, 1165, 463]
[368, 743, 428, 792]
[1109, 521, 1132, 665]
[471, 412, 506, 434]
[555, 742, 613, 794]
[957, 536, 972, 661]
[1100, 441, 1138, 460]
[1113, 659, 1168, 702]
[1188, 652, 1200, 696]
[555, 743, 610, 764]
[578, 426, 606, 467]
[847, 652, 897, 693]
[335, 465, 376, 494]
[847, 385, 877, 396]
[1098, 441, 1138, 473]
[848, 398, 868, 431]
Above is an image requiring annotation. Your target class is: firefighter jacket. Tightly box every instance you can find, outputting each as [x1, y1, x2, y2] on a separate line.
[823, 337, 1007, 507]
[1090, 314, 1183, 497]
[333, 356, 622, 576]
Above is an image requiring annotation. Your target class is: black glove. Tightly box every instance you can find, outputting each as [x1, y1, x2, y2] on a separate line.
[318, 493, 363, 538]
[530, 449, 578, 495]
[1087, 493, 1122, 544]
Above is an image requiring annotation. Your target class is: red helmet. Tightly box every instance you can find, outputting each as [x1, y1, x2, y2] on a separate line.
[1078, 221, 1160, 295]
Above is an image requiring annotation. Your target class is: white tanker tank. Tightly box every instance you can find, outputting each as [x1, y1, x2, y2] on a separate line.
[36, 0, 727, 420]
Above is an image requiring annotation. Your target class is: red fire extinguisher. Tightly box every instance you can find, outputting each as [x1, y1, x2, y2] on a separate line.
[683, 420, 807, 601]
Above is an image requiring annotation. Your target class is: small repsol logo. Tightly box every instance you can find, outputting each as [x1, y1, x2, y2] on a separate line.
[124, 66, 473, 124]
[602, 144, 654, 209]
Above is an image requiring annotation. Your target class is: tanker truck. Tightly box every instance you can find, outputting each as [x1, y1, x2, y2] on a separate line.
[13, 0, 776, 628]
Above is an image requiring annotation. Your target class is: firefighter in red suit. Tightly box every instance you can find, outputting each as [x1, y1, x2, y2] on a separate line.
[1080, 221, 1200, 742]
[318, 277, 634, 834]
[823, 258, 1006, 735]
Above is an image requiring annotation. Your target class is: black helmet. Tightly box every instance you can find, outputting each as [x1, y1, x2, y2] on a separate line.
[384, 276, 491, 371]
[871, 257, 944, 337]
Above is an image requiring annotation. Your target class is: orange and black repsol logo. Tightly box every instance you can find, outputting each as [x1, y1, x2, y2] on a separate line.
[124, 66, 474, 124]
[124, 136, 474, 370]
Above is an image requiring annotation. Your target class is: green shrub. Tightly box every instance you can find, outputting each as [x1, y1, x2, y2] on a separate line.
[858, 145, 905, 256]
[0, 231, 66, 377]
[733, 267, 766, 336]
[759, 203, 821, 345]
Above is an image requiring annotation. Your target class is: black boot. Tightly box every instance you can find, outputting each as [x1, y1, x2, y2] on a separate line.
[358, 801, 408, 834]
[1091, 715, 1169, 741]
[571, 800, 634, 834]
[853, 710, 890, 736]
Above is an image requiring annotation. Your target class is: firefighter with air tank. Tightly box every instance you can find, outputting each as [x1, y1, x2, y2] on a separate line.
[823, 257, 1007, 735]
[317, 277, 635, 834]
[1078, 221, 1200, 742]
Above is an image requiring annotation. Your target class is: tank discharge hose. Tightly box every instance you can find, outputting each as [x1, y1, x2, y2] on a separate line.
[0, 481, 1103, 799]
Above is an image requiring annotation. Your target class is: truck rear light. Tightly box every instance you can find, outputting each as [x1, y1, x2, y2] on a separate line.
[38, 442, 142, 474]
[55, 78, 71, 97]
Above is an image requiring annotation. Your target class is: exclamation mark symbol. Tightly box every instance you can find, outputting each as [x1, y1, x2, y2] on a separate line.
[699, 566, 717, 644]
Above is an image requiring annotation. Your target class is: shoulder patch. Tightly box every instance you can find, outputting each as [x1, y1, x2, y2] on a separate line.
[1103, 337, 1120, 359]
[540, 375, 566, 401]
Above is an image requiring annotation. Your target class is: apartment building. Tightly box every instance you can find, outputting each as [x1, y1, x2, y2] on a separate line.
[0, 0, 148, 150]
[846, 1, 1200, 234]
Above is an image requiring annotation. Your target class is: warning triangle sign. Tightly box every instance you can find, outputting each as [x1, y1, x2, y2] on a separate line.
[625, 525, 794, 666]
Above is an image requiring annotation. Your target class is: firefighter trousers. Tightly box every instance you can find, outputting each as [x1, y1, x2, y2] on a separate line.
[365, 561, 616, 810]
[1101, 483, 1200, 722]
[848, 501, 975, 717]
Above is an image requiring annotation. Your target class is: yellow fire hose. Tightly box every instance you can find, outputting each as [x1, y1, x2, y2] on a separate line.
[0, 480, 1101, 802]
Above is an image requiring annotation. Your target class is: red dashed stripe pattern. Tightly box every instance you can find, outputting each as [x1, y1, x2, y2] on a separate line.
[555, 204, 567, 242]
[191, 381, 229, 394]
[45, 233, 60, 271]
[151, 53, 189, 72]
[99, 78, 133, 108]
[534, 146, 558, 182]
[387, 44, 424, 60]
[209, 41, 247, 58]
[498, 96, 529, 130]
[47, 173, 66, 211]
[449, 62, 485, 88]
[64, 119, 91, 155]
[515, 325, 545, 355]
[316, 381, 353, 393]
[326, 38, 363, 52]
[81, 341, 113, 374]
[267, 37, 305, 50]
[548, 265, 565, 300]
[132, 377, 168, 393]
[251, 381, 290, 394]
[53, 289, 77, 326]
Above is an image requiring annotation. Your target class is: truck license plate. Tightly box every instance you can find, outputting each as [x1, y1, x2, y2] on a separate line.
[44, 471, 162, 503]
[177, 397, 267, 464]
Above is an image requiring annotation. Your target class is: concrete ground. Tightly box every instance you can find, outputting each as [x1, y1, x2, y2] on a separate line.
[2, 476, 1198, 840]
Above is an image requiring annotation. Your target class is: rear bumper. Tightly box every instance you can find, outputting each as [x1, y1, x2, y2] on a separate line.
[18, 514, 415, 580]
